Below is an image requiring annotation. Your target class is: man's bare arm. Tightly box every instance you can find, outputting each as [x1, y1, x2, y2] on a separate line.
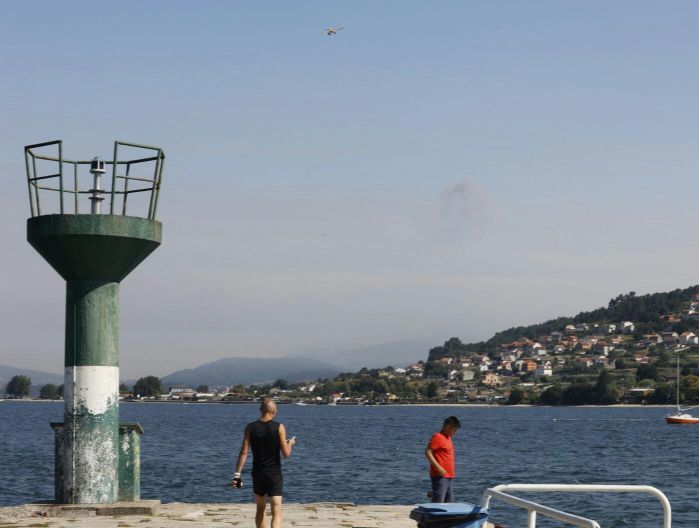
[279, 423, 296, 458]
[425, 447, 446, 476]
[233, 424, 251, 479]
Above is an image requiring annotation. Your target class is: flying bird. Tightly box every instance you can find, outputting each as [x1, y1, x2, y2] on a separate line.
[323, 27, 344, 36]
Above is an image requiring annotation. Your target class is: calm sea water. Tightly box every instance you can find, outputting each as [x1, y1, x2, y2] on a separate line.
[1, 401, 697, 527]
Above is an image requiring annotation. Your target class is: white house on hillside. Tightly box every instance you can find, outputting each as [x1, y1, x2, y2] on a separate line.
[620, 321, 635, 334]
[461, 368, 476, 381]
[679, 332, 699, 346]
[535, 361, 553, 377]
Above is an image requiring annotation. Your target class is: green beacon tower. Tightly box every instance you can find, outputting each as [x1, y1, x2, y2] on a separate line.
[24, 140, 164, 504]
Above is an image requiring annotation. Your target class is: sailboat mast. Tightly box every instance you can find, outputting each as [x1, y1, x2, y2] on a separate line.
[677, 355, 681, 411]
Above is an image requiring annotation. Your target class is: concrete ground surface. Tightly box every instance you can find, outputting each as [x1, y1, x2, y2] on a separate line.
[0, 502, 498, 528]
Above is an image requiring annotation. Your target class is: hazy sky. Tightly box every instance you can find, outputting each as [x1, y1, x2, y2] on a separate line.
[3, 1, 699, 378]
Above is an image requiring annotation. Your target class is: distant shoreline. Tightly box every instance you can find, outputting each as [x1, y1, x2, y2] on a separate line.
[1, 398, 676, 408]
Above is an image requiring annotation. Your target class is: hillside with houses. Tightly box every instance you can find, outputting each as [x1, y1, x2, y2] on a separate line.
[99, 285, 699, 406]
[379, 286, 699, 405]
[388, 286, 699, 405]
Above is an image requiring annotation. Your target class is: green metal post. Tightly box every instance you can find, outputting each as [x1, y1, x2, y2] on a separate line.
[50, 423, 65, 502]
[58, 141, 64, 214]
[118, 423, 144, 501]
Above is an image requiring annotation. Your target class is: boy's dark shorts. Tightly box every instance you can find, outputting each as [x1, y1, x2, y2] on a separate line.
[252, 471, 283, 497]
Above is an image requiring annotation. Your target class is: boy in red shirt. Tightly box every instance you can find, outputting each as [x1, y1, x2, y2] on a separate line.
[424, 416, 461, 503]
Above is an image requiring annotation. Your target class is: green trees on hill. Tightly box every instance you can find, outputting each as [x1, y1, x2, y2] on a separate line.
[273, 379, 289, 390]
[5, 375, 31, 398]
[606, 289, 698, 328]
[427, 337, 471, 362]
[487, 285, 699, 346]
[133, 376, 163, 398]
[39, 383, 60, 399]
[540, 384, 564, 405]
[423, 381, 439, 399]
[594, 370, 619, 405]
[426, 286, 699, 362]
[507, 388, 524, 405]
[540, 371, 619, 405]
[636, 364, 659, 382]
[648, 382, 673, 404]
[488, 317, 574, 347]
[681, 375, 699, 402]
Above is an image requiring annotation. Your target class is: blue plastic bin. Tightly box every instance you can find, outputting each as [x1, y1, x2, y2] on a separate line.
[410, 503, 489, 528]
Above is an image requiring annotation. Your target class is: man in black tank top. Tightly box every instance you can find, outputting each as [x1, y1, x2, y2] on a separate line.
[233, 398, 296, 528]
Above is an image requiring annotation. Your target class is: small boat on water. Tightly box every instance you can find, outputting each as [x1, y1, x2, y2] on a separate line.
[665, 412, 699, 425]
[666, 356, 699, 424]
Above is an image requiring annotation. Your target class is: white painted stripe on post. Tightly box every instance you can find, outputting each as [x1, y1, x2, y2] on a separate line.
[64, 366, 119, 415]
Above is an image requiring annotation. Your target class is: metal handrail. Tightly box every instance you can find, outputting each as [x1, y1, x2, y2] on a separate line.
[481, 484, 671, 528]
[24, 140, 164, 219]
[482, 489, 599, 528]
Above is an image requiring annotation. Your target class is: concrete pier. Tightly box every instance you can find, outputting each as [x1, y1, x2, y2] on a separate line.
[0, 502, 497, 527]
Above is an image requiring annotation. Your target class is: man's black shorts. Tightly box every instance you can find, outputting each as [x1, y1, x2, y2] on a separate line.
[252, 471, 283, 497]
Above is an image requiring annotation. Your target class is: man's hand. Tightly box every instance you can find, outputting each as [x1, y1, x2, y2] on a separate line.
[287, 436, 296, 447]
[436, 467, 447, 476]
[231, 472, 243, 489]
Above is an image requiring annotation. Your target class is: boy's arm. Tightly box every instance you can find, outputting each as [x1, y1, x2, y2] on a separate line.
[425, 445, 447, 476]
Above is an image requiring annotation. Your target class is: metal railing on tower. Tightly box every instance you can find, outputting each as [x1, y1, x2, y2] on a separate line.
[24, 140, 164, 219]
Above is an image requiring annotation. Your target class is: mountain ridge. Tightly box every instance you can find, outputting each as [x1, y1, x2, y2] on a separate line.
[160, 356, 340, 387]
[428, 285, 699, 361]
[287, 338, 433, 370]
[0, 364, 62, 386]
